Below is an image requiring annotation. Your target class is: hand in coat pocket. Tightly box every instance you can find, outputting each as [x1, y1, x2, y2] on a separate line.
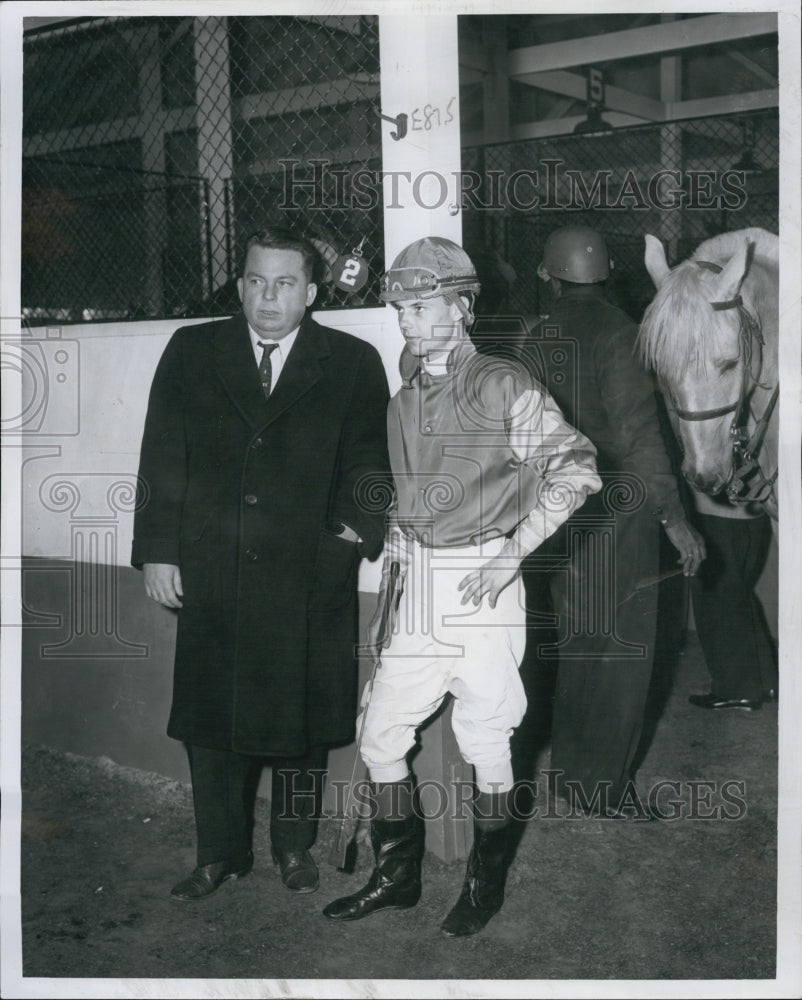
[308, 528, 359, 612]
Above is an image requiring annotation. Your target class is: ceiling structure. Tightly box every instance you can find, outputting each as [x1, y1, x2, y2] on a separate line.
[459, 12, 779, 144]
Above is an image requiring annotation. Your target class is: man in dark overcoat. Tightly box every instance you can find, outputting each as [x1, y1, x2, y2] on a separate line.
[520, 225, 705, 815]
[132, 228, 391, 898]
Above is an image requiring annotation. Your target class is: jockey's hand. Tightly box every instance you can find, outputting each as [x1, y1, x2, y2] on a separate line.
[458, 555, 522, 609]
[143, 563, 183, 608]
[663, 520, 706, 576]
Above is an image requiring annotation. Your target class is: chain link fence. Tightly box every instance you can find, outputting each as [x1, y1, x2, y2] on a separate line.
[22, 15, 382, 322]
[22, 16, 777, 326]
[462, 109, 778, 323]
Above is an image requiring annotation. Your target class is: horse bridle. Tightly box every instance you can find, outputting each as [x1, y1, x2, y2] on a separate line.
[670, 259, 779, 507]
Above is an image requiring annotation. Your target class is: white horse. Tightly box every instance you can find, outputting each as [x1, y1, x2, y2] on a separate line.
[638, 228, 779, 520]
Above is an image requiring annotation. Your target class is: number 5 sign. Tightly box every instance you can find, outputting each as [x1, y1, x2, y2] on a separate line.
[587, 67, 605, 108]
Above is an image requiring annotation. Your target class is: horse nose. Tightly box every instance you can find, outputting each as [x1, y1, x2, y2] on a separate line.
[682, 460, 727, 496]
[681, 456, 698, 485]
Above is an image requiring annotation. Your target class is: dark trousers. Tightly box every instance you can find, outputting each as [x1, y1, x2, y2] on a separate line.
[186, 743, 327, 866]
[691, 513, 776, 701]
[525, 505, 660, 805]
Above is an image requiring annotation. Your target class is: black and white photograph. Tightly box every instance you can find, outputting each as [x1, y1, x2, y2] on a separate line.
[1, 2, 800, 998]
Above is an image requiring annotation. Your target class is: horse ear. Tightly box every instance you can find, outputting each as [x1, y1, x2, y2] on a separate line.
[711, 238, 751, 303]
[644, 235, 670, 288]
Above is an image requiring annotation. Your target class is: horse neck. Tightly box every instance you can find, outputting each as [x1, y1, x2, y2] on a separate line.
[742, 256, 779, 372]
[741, 258, 779, 478]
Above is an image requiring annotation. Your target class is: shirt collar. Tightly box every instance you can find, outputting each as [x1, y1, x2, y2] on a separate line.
[247, 323, 300, 363]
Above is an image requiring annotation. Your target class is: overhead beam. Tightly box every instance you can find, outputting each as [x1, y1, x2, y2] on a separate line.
[515, 69, 663, 121]
[464, 110, 646, 145]
[510, 111, 644, 139]
[462, 85, 777, 146]
[727, 49, 777, 87]
[246, 143, 376, 177]
[667, 88, 778, 120]
[549, 97, 577, 120]
[508, 13, 778, 75]
[237, 77, 380, 119]
[22, 107, 196, 157]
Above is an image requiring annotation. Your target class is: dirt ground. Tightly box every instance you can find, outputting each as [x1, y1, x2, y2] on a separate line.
[16, 630, 779, 995]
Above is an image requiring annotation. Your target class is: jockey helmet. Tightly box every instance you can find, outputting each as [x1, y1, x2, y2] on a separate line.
[380, 237, 481, 324]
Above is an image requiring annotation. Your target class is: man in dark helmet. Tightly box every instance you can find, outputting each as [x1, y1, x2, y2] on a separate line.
[522, 224, 706, 815]
[322, 236, 600, 936]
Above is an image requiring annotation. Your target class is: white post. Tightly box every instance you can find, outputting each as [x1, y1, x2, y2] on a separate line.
[377, 15, 473, 864]
[378, 16, 463, 264]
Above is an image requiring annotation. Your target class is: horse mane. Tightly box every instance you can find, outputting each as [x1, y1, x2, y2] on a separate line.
[637, 228, 778, 383]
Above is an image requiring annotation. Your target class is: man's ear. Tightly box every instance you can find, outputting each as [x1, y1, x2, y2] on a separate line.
[237, 277, 244, 303]
[305, 282, 318, 307]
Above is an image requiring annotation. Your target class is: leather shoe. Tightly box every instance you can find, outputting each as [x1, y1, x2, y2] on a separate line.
[170, 851, 253, 900]
[688, 693, 761, 711]
[271, 846, 319, 894]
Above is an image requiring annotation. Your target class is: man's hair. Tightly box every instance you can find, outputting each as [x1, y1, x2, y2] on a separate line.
[240, 228, 323, 283]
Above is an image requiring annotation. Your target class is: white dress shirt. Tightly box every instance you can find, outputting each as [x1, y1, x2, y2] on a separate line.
[247, 324, 300, 395]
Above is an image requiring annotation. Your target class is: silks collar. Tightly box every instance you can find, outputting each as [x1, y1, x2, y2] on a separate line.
[398, 339, 478, 388]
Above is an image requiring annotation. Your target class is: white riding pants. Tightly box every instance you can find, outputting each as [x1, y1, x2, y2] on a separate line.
[359, 537, 527, 793]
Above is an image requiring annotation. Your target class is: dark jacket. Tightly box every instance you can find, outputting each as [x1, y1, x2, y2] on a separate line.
[522, 284, 684, 526]
[132, 312, 391, 755]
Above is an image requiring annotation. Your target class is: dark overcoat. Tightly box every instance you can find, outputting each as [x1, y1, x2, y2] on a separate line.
[132, 312, 391, 756]
[520, 284, 683, 799]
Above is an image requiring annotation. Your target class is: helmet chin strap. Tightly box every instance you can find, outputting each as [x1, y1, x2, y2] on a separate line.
[444, 291, 475, 327]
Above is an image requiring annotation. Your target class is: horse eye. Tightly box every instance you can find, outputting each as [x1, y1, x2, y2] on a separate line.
[718, 359, 739, 374]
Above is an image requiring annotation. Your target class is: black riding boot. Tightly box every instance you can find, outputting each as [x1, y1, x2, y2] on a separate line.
[323, 779, 421, 921]
[441, 791, 513, 937]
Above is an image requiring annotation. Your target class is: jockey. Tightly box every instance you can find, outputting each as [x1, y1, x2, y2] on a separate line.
[323, 236, 601, 936]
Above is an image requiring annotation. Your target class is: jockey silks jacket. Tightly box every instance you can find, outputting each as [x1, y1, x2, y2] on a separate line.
[387, 338, 601, 553]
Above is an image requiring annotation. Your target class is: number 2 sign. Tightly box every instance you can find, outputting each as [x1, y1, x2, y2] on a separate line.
[333, 238, 369, 293]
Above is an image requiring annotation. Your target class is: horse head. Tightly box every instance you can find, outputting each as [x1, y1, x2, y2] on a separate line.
[639, 231, 777, 504]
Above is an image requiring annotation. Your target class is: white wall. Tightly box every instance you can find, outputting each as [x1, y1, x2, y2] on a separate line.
[17, 307, 404, 592]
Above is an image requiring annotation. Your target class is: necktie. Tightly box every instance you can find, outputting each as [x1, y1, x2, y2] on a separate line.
[258, 342, 278, 398]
